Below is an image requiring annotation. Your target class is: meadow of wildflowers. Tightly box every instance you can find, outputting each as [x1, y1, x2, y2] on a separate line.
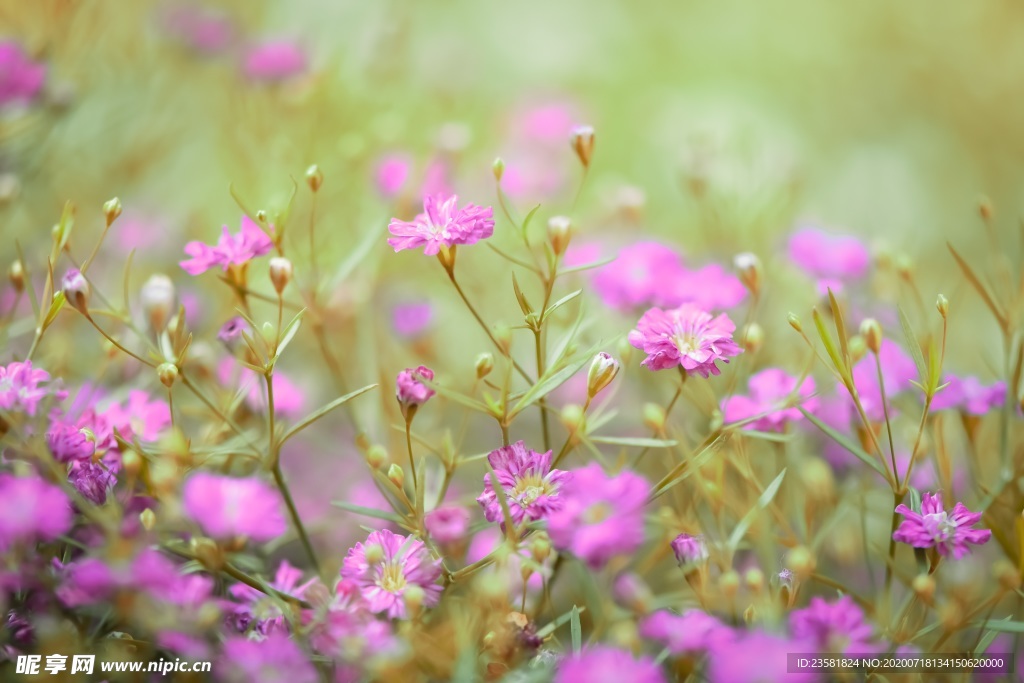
[2, 1, 1024, 681]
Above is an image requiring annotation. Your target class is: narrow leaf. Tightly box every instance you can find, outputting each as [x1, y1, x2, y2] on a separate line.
[728, 469, 787, 550]
[947, 242, 1008, 329]
[799, 408, 887, 477]
[570, 605, 582, 654]
[281, 384, 378, 443]
[331, 501, 405, 524]
[589, 436, 677, 448]
[897, 305, 927, 385]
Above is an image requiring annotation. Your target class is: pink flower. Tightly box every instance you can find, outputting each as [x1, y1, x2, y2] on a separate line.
[68, 461, 116, 505]
[849, 339, 917, 421]
[0, 361, 66, 416]
[375, 154, 411, 198]
[893, 492, 991, 559]
[466, 528, 548, 598]
[217, 316, 249, 349]
[556, 647, 666, 683]
[395, 366, 435, 407]
[0, 41, 46, 106]
[392, 302, 433, 338]
[658, 263, 748, 312]
[477, 441, 570, 526]
[0, 475, 72, 550]
[639, 610, 732, 655]
[670, 533, 708, 565]
[788, 225, 870, 281]
[179, 215, 273, 276]
[57, 549, 182, 607]
[183, 473, 287, 542]
[228, 561, 317, 636]
[217, 358, 306, 416]
[104, 390, 171, 442]
[46, 422, 95, 463]
[789, 596, 877, 655]
[423, 506, 470, 544]
[242, 41, 307, 82]
[722, 368, 817, 431]
[547, 463, 649, 569]
[628, 304, 742, 377]
[218, 633, 317, 683]
[930, 375, 1005, 415]
[592, 242, 686, 311]
[707, 631, 821, 683]
[387, 195, 494, 255]
[163, 5, 234, 55]
[340, 529, 443, 619]
[518, 103, 577, 142]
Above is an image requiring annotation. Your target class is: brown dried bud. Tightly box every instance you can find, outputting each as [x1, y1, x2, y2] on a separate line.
[547, 216, 572, 256]
[305, 164, 323, 192]
[157, 362, 178, 388]
[103, 197, 122, 226]
[859, 318, 882, 355]
[8, 260, 24, 292]
[475, 353, 494, 379]
[268, 257, 292, 294]
[787, 313, 802, 333]
[733, 252, 762, 295]
[570, 125, 595, 168]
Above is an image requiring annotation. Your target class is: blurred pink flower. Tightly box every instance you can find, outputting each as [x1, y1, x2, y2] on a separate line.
[893, 492, 991, 559]
[556, 647, 666, 683]
[217, 358, 306, 416]
[518, 103, 577, 142]
[628, 304, 742, 376]
[790, 596, 877, 655]
[849, 339, 917, 420]
[0, 475, 72, 550]
[57, 549, 181, 607]
[670, 533, 708, 565]
[639, 610, 731, 656]
[218, 633, 318, 683]
[228, 561, 317, 636]
[707, 631, 820, 683]
[466, 528, 547, 596]
[183, 473, 287, 542]
[592, 242, 685, 310]
[180, 215, 273, 275]
[104, 390, 172, 442]
[423, 506, 470, 544]
[477, 441, 570, 527]
[242, 41, 307, 82]
[375, 154, 411, 198]
[68, 461, 116, 505]
[788, 225, 870, 281]
[392, 301, 433, 338]
[387, 195, 494, 255]
[547, 463, 648, 569]
[0, 361, 66, 416]
[46, 422, 95, 463]
[163, 5, 234, 55]
[929, 375, 1005, 415]
[722, 368, 817, 431]
[0, 41, 46, 106]
[340, 529, 443, 619]
[655, 263, 748, 311]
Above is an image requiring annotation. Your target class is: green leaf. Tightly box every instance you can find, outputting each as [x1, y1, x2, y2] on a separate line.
[228, 183, 263, 229]
[728, 469, 787, 550]
[812, 307, 847, 383]
[969, 618, 1024, 633]
[536, 606, 588, 638]
[557, 255, 616, 276]
[417, 377, 494, 415]
[589, 435, 678, 448]
[520, 204, 542, 238]
[486, 242, 539, 272]
[328, 225, 380, 289]
[570, 605, 582, 654]
[799, 408, 887, 478]
[827, 288, 851, 370]
[281, 384, 378, 444]
[974, 618, 1012, 654]
[541, 289, 582, 322]
[897, 305, 927, 386]
[947, 242, 1008, 330]
[273, 308, 306, 361]
[331, 501, 405, 524]
[730, 429, 794, 443]
[510, 350, 593, 416]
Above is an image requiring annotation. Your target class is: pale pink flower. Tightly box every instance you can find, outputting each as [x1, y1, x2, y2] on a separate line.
[790, 596, 879, 655]
[375, 154, 411, 198]
[0, 361, 66, 416]
[163, 5, 234, 55]
[242, 41, 307, 82]
[592, 242, 685, 310]
[0, 41, 46, 106]
[655, 263, 748, 312]
[387, 195, 494, 255]
[395, 366, 435, 407]
[392, 302, 433, 338]
[849, 339, 917, 421]
[639, 610, 732, 655]
[340, 529, 443, 619]
[104, 390, 171, 442]
[217, 358, 306, 416]
[707, 631, 821, 683]
[628, 304, 742, 376]
[423, 506, 470, 544]
[228, 561, 317, 636]
[788, 225, 870, 280]
[477, 441, 570, 526]
[893, 492, 991, 559]
[218, 633, 317, 683]
[722, 368, 817, 431]
[182, 473, 287, 542]
[179, 215, 273, 276]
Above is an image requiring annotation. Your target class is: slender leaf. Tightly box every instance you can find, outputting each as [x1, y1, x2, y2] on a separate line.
[897, 305, 927, 385]
[799, 408, 887, 477]
[281, 384, 378, 443]
[557, 256, 616, 276]
[520, 204, 542, 237]
[969, 618, 1024, 634]
[486, 242, 538, 272]
[947, 242, 1008, 329]
[827, 288, 850, 370]
[570, 606, 582, 653]
[331, 501, 405, 525]
[536, 606, 588, 638]
[511, 351, 593, 416]
[541, 289, 582, 322]
[728, 469, 787, 550]
[589, 435, 677, 448]
[418, 377, 494, 415]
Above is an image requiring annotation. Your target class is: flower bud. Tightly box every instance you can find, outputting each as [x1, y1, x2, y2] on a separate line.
[268, 257, 292, 294]
[613, 572, 653, 613]
[848, 335, 867, 364]
[157, 362, 178, 388]
[475, 352, 494, 379]
[494, 324, 512, 355]
[217, 317, 248, 352]
[560, 404, 585, 434]
[936, 294, 949, 318]
[366, 444, 387, 470]
[103, 197, 122, 226]
[912, 574, 935, 603]
[671, 533, 708, 565]
[190, 537, 224, 572]
[733, 252, 762, 295]
[141, 274, 176, 332]
[786, 546, 816, 582]
[61, 269, 90, 314]
[305, 164, 323, 192]
[8, 260, 24, 293]
[570, 125, 595, 168]
[529, 534, 552, 563]
[261, 321, 276, 344]
[492, 157, 505, 183]
[547, 216, 572, 256]
[719, 570, 740, 600]
[387, 463, 404, 488]
[404, 584, 425, 617]
[364, 543, 385, 566]
[642, 403, 666, 433]
[739, 323, 764, 353]
[120, 448, 142, 477]
[787, 313, 802, 333]
[859, 318, 882, 354]
[139, 508, 156, 531]
[799, 457, 835, 506]
[745, 568, 765, 594]
[586, 352, 619, 399]
[895, 255, 913, 280]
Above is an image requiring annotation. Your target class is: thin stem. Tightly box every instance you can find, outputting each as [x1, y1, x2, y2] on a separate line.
[534, 329, 550, 451]
[632, 369, 686, 467]
[272, 463, 322, 578]
[405, 419, 417, 490]
[873, 350, 899, 481]
[85, 315, 155, 367]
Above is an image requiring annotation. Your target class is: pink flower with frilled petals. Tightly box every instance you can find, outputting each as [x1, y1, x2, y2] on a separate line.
[46, 422, 95, 463]
[556, 647, 666, 683]
[183, 473, 287, 542]
[0, 41, 46, 106]
[217, 358, 305, 417]
[722, 368, 817, 431]
[104, 390, 172, 442]
[790, 596, 877, 655]
[340, 529, 443, 619]
[477, 441, 570, 526]
[0, 361, 66, 416]
[387, 195, 494, 255]
[242, 41, 307, 82]
[68, 461, 116, 505]
[930, 375, 1005, 415]
[396, 366, 434, 407]
[547, 463, 649, 569]
[628, 304, 742, 377]
[180, 215, 273, 276]
[893, 492, 991, 559]
[0, 475, 72, 550]
[788, 225, 870, 281]
[639, 610, 732, 656]
[655, 262, 748, 312]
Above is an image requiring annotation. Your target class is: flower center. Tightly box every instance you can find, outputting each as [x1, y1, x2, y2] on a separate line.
[377, 562, 407, 594]
[429, 222, 452, 240]
[923, 511, 957, 542]
[584, 502, 612, 524]
[511, 474, 552, 507]
[672, 332, 698, 355]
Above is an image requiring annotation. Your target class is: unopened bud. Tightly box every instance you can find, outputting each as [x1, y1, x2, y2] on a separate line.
[120, 449, 142, 477]
[404, 584, 425, 617]
[586, 352, 619, 399]
[787, 313, 802, 333]
[141, 274, 176, 332]
[103, 197, 122, 226]
[529, 534, 552, 563]
[256, 209, 268, 225]
[936, 294, 949, 318]
[268, 257, 292, 294]
[733, 252, 762, 295]
[157, 362, 178, 388]
[859, 318, 882, 354]
[492, 157, 505, 183]
[139, 508, 156, 531]
[547, 216, 572, 256]
[305, 164, 323, 192]
[261, 321, 275, 344]
[848, 335, 867, 363]
[8, 260, 24, 292]
[366, 445, 387, 470]
[494, 324, 512, 355]
[719, 570, 740, 600]
[387, 463, 404, 488]
[800, 458, 835, 505]
[560, 404, 585, 434]
[745, 568, 765, 594]
[190, 537, 223, 572]
[475, 352, 494, 379]
[61, 269, 90, 313]
[912, 574, 935, 603]
[613, 572, 653, 613]
[895, 255, 913, 280]
[570, 125, 595, 168]
[739, 323, 764, 353]
[786, 546, 816, 582]
[643, 403, 666, 433]
[364, 543, 385, 566]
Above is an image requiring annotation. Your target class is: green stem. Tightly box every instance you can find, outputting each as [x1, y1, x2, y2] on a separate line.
[272, 463, 322, 578]
[405, 419, 417, 491]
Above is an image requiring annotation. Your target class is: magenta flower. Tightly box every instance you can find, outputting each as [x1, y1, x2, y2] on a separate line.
[68, 461, 116, 505]
[930, 375, 1005, 415]
[46, 422, 95, 463]
[707, 631, 821, 683]
[57, 549, 182, 607]
[722, 368, 817, 431]
[182, 473, 287, 542]
[395, 365, 435, 407]
[547, 463, 649, 569]
[670, 533, 708, 565]
[217, 316, 249, 349]
[179, 215, 273, 276]
[242, 41, 307, 82]
[893, 492, 991, 559]
[392, 301, 433, 338]
[845, 339, 917, 421]
[423, 506, 470, 544]
[639, 610, 732, 655]
[556, 647, 666, 683]
[0, 475, 72, 550]
[375, 154, 411, 197]
[218, 633, 318, 683]
[788, 225, 870, 282]
[628, 303, 743, 376]
[656, 262, 748, 312]
[340, 529, 443, 619]
[592, 241, 686, 310]
[0, 361, 66, 416]
[228, 561, 317, 636]
[477, 441, 570, 526]
[789, 596, 877, 655]
[386, 194, 494, 255]
[0, 41, 46, 106]
[104, 390, 172, 442]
